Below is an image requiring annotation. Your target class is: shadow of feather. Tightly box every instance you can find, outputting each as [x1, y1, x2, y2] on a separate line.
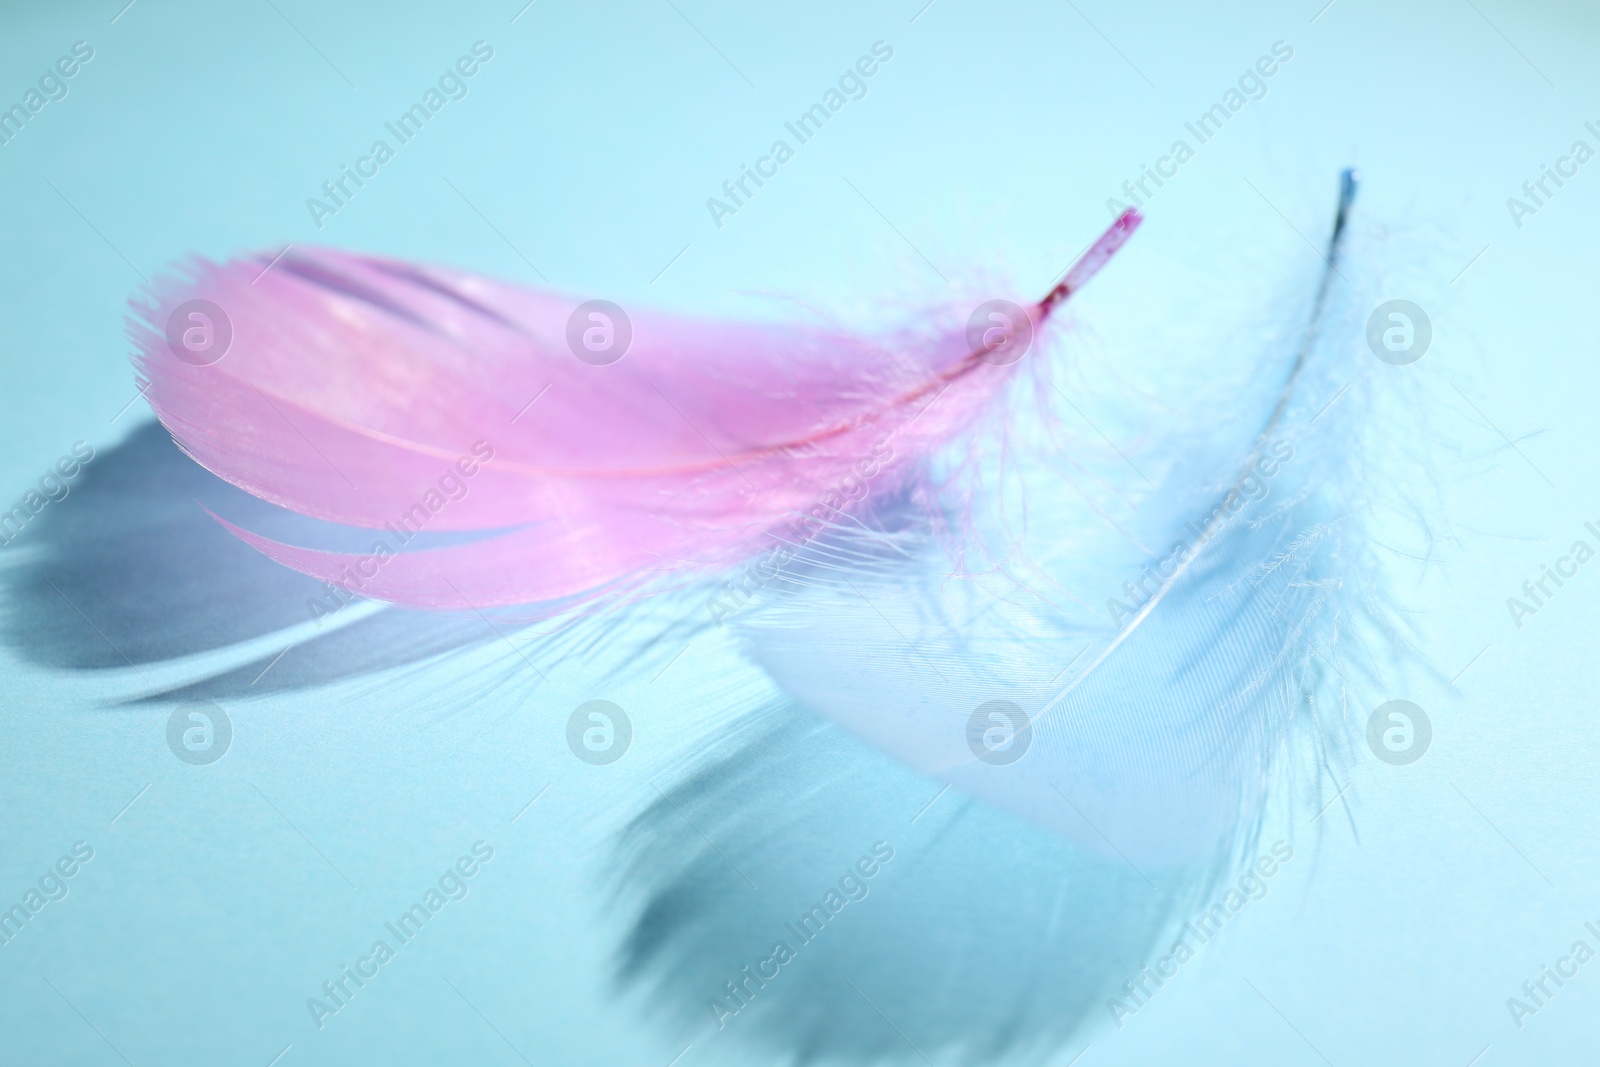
[609, 703, 1226, 1065]
[0, 421, 495, 700]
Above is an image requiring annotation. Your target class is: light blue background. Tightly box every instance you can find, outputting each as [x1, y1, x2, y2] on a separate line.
[2, 0, 1598, 1064]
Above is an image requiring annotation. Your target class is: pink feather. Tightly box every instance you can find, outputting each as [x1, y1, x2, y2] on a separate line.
[127, 211, 1141, 613]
